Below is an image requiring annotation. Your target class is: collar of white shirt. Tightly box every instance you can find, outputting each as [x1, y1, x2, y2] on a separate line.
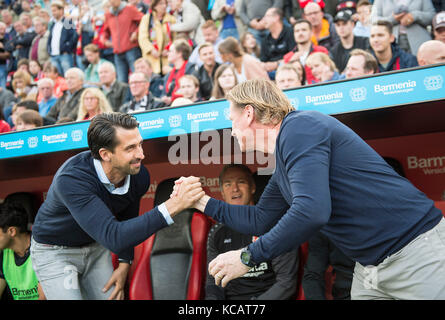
[93, 158, 130, 195]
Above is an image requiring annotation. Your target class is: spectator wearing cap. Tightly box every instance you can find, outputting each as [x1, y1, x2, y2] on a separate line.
[330, 10, 369, 73]
[432, 11, 445, 43]
[259, 7, 296, 79]
[47, 1, 78, 76]
[282, 19, 329, 85]
[369, 20, 418, 73]
[102, 0, 144, 83]
[302, 1, 339, 51]
[352, 0, 372, 38]
[344, 48, 378, 79]
[417, 40, 445, 66]
[370, 0, 436, 55]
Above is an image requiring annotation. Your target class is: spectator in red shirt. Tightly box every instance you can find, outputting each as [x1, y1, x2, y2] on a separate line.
[161, 39, 197, 105]
[102, 0, 143, 82]
[283, 19, 329, 84]
[0, 111, 10, 133]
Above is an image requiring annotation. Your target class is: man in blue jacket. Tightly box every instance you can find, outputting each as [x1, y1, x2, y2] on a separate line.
[31, 113, 204, 299]
[369, 20, 418, 73]
[47, 1, 78, 75]
[176, 79, 445, 299]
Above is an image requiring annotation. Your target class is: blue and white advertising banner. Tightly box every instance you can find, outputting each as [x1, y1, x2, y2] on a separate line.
[0, 64, 444, 160]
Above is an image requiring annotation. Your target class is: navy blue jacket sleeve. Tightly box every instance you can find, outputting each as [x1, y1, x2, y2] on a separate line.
[54, 173, 168, 260]
[250, 115, 332, 262]
[204, 114, 332, 263]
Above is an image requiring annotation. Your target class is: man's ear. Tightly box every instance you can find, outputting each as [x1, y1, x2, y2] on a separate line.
[390, 34, 395, 44]
[7, 226, 17, 237]
[98, 148, 112, 162]
[244, 104, 256, 126]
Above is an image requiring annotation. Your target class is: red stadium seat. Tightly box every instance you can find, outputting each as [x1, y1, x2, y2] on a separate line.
[435, 201, 445, 217]
[129, 178, 211, 300]
[296, 242, 308, 300]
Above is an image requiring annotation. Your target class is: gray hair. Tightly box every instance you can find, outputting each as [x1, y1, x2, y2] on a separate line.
[65, 67, 85, 81]
[98, 61, 116, 74]
[37, 77, 55, 88]
[32, 16, 48, 28]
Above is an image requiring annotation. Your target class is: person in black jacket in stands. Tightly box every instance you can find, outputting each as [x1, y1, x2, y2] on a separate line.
[192, 43, 220, 101]
[205, 164, 299, 300]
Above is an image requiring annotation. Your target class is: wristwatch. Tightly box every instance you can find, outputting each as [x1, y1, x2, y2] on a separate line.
[118, 258, 133, 265]
[240, 246, 256, 268]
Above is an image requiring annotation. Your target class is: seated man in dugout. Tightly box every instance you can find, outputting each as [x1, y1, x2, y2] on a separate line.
[205, 164, 299, 300]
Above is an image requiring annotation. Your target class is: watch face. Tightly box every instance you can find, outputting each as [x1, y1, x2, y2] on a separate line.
[241, 249, 251, 265]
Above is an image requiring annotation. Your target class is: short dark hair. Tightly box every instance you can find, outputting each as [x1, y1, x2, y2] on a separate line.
[270, 7, 284, 20]
[87, 112, 139, 160]
[16, 100, 39, 111]
[294, 18, 312, 30]
[219, 164, 255, 189]
[373, 19, 393, 35]
[17, 109, 43, 128]
[173, 39, 192, 61]
[0, 203, 29, 233]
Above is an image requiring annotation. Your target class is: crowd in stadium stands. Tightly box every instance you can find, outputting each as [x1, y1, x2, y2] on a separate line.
[1, 0, 445, 301]
[0, 0, 444, 133]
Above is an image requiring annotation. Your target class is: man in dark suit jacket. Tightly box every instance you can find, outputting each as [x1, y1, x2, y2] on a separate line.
[47, 1, 78, 75]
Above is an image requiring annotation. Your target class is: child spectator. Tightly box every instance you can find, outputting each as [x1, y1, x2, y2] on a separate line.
[15, 109, 43, 131]
[210, 64, 238, 100]
[306, 52, 345, 83]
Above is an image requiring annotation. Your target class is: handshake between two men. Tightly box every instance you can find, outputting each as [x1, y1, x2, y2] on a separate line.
[164, 176, 252, 288]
